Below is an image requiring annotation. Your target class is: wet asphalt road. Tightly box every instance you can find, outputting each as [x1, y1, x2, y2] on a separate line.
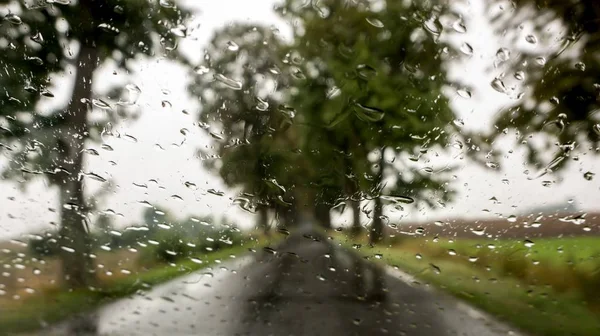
[39, 228, 522, 336]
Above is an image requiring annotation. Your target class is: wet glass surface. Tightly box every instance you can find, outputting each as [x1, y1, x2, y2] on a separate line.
[1, 0, 600, 335]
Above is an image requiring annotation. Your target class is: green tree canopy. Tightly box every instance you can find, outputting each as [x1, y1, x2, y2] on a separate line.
[191, 0, 464, 242]
[0, 0, 190, 288]
[279, 0, 459, 242]
[485, 1, 600, 172]
[189, 24, 303, 230]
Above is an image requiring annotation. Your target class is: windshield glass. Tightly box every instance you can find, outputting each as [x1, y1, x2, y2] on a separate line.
[1, 0, 599, 335]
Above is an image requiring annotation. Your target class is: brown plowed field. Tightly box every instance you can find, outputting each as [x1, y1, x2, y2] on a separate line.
[395, 212, 600, 239]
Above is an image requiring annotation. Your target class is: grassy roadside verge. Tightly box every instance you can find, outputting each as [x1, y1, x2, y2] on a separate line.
[0, 238, 272, 334]
[334, 235, 600, 336]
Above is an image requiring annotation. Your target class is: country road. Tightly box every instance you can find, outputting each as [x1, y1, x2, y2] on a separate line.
[37, 228, 522, 336]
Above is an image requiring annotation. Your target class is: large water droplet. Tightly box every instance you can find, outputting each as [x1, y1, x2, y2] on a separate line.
[460, 42, 474, 56]
[514, 71, 525, 80]
[485, 161, 499, 170]
[226, 41, 239, 51]
[490, 78, 507, 94]
[207, 189, 225, 196]
[92, 99, 111, 110]
[138, 200, 153, 208]
[194, 65, 209, 75]
[84, 148, 99, 156]
[41, 89, 54, 97]
[255, 97, 269, 111]
[525, 34, 537, 44]
[98, 23, 120, 34]
[452, 20, 466, 33]
[27, 56, 44, 65]
[61, 246, 75, 253]
[423, 17, 443, 37]
[354, 103, 385, 122]
[119, 84, 142, 106]
[159, 0, 175, 8]
[233, 197, 256, 213]
[161, 100, 172, 109]
[5, 13, 22, 25]
[366, 18, 384, 28]
[81, 172, 107, 182]
[170, 24, 187, 38]
[214, 74, 242, 90]
[535, 56, 546, 66]
[457, 88, 471, 99]
[157, 223, 172, 230]
[123, 134, 138, 143]
[31, 32, 44, 44]
[278, 105, 296, 119]
[356, 64, 377, 80]
[291, 67, 306, 80]
[470, 228, 486, 236]
[263, 246, 277, 255]
[496, 47, 511, 62]
[380, 195, 414, 204]
[326, 86, 341, 99]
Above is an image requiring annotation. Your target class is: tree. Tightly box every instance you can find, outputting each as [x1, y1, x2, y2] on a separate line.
[279, 0, 459, 243]
[191, 1, 462, 238]
[0, 0, 190, 288]
[189, 24, 303, 231]
[484, 1, 600, 173]
[93, 213, 115, 247]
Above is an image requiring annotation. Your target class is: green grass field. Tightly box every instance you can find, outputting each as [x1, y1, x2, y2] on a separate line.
[414, 236, 600, 269]
[336, 233, 600, 336]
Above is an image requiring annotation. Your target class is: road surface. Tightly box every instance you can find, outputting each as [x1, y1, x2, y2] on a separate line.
[38, 228, 522, 336]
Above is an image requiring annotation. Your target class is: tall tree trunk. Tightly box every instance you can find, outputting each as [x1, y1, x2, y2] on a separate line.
[281, 199, 299, 228]
[369, 148, 385, 245]
[57, 44, 97, 289]
[314, 202, 331, 229]
[344, 153, 361, 236]
[276, 201, 297, 229]
[369, 196, 383, 244]
[349, 197, 361, 236]
[257, 205, 270, 235]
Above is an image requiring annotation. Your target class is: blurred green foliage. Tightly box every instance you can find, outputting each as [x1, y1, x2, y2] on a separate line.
[486, 0, 600, 171]
[28, 206, 243, 266]
[0, 0, 191, 288]
[190, 0, 462, 241]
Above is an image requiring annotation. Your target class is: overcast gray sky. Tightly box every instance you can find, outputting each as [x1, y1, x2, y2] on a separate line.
[1, 0, 598, 239]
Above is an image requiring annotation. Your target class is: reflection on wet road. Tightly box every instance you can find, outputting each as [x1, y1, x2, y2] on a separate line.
[40, 228, 522, 336]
